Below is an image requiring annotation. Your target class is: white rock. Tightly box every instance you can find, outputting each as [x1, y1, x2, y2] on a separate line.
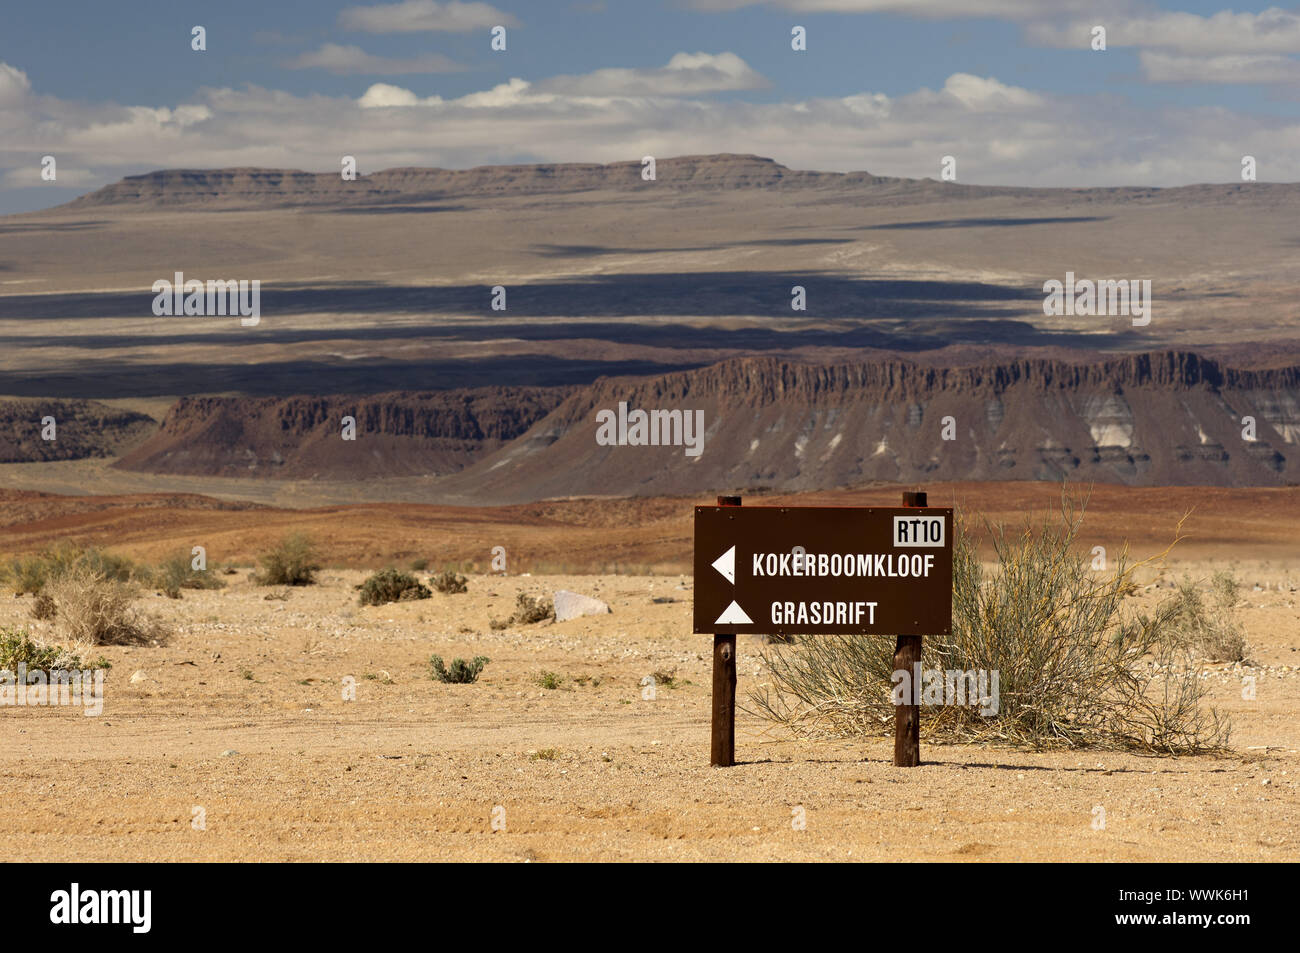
[129, 670, 148, 685]
[553, 590, 611, 622]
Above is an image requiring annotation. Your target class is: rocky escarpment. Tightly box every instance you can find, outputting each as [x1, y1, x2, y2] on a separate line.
[0, 399, 156, 463]
[34, 351, 1300, 500]
[113, 387, 572, 479]
[431, 351, 1300, 502]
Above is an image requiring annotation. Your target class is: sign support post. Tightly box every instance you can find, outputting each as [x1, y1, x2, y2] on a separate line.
[893, 490, 927, 767]
[710, 495, 741, 767]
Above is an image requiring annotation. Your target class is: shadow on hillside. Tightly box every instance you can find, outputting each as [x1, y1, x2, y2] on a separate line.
[0, 271, 1041, 321]
[530, 238, 855, 257]
[1, 317, 1131, 355]
[0, 220, 109, 234]
[0, 354, 699, 399]
[857, 215, 1110, 230]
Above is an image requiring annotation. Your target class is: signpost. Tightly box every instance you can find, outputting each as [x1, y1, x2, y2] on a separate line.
[694, 492, 952, 767]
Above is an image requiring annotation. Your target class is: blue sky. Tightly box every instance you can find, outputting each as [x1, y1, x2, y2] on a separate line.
[3, 0, 1300, 213]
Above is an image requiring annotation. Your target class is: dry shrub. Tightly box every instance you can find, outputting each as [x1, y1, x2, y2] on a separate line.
[152, 552, 226, 599]
[490, 593, 554, 629]
[42, 565, 167, 646]
[3, 543, 137, 595]
[430, 570, 468, 595]
[30, 592, 57, 620]
[750, 491, 1229, 754]
[1164, 574, 1247, 662]
[358, 568, 431, 606]
[255, 534, 320, 587]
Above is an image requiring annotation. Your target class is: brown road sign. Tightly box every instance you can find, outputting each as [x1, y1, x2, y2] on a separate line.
[693, 505, 953, 636]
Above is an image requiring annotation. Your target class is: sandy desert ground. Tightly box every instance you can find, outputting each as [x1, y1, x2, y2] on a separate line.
[0, 484, 1296, 862]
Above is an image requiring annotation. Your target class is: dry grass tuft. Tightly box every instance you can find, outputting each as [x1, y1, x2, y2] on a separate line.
[42, 565, 168, 646]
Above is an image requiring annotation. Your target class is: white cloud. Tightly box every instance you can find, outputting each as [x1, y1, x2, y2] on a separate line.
[0, 62, 32, 107]
[286, 43, 464, 74]
[1029, 8, 1300, 55]
[693, 2, 1300, 65]
[539, 52, 768, 96]
[687, 0, 1107, 17]
[358, 82, 445, 107]
[934, 73, 1043, 111]
[339, 1, 519, 33]
[1140, 50, 1300, 84]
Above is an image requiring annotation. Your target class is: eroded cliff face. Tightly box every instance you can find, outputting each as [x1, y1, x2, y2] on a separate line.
[113, 387, 572, 479]
[104, 352, 1300, 499]
[0, 399, 155, 463]
[430, 351, 1300, 501]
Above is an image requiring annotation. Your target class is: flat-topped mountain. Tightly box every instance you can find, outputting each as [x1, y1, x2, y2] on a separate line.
[62, 154, 1299, 211]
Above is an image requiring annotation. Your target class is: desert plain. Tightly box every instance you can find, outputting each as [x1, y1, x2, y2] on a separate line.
[0, 480, 1297, 862]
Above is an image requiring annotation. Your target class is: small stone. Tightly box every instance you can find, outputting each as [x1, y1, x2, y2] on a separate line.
[129, 670, 148, 685]
[221, 749, 239, 757]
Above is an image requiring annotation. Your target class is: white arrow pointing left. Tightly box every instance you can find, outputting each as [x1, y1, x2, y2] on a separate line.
[711, 545, 736, 584]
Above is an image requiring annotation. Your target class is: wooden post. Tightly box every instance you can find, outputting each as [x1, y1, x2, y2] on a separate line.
[893, 490, 927, 767]
[711, 495, 741, 767]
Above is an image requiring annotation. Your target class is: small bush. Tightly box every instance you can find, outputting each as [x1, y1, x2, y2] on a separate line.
[1210, 570, 1240, 609]
[650, 668, 678, 690]
[430, 655, 489, 684]
[490, 593, 554, 629]
[358, 568, 431, 606]
[43, 566, 166, 646]
[2, 543, 136, 595]
[1166, 574, 1247, 662]
[535, 670, 563, 690]
[410, 558, 429, 571]
[431, 570, 468, 595]
[30, 592, 57, 620]
[255, 534, 320, 587]
[153, 552, 226, 599]
[0, 627, 89, 673]
[3, 555, 49, 596]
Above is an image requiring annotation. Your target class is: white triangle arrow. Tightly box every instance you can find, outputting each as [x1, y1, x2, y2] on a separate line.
[715, 600, 753, 625]
[711, 545, 736, 584]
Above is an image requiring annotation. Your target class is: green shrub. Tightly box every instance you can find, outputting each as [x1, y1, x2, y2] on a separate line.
[0, 628, 85, 672]
[153, 552, 226, 599]
[430, 655, 489, 684]
[430, 570, 468, 594]
[3, 555, 49, 595]
[2, 543, 136, 595]
[358, 568, 431, 606]
[255, 534, 320, 586]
